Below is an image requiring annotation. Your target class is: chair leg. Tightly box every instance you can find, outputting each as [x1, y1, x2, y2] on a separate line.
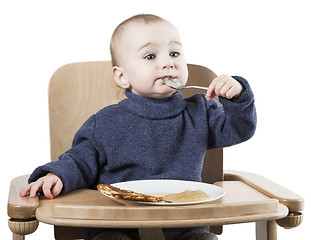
[138, 228, 165, 240]
[8, 218, 39, 240]
[256, 221, 277, 240]
[13, 233, 24, 240]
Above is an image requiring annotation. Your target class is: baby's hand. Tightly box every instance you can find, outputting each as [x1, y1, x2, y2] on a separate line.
[205, 74, 244, 100]
[20, 172, 63, 199]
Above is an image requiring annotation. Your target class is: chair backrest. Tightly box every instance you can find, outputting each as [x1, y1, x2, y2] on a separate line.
[48, 61, 223, 184]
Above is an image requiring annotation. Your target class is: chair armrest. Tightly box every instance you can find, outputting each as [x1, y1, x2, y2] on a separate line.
[224, 170, 304, 212]
[7, 174, 39, 219]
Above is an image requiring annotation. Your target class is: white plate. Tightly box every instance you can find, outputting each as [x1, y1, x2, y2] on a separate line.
[102, 179, 225, 205]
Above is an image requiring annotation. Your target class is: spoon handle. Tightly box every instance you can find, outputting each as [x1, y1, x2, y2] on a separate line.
[184, 86, 209, 90]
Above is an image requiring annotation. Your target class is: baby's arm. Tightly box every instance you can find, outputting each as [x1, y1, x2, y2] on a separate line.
[20, 172, 63, 199]
[203, 74, 256, 149]
[25, 115, 102, 196]
[205, 74, 244, 100]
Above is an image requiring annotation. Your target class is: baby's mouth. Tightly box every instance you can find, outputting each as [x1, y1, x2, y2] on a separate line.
[161, 75, 174, 80]
[157, 75, 176, 85]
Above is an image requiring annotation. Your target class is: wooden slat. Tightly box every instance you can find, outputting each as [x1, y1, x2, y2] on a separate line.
[49, 61, 123, 162]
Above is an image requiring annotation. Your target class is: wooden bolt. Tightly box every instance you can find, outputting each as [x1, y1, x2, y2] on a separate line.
[8, 218, 39, 238]
[276, 212, 303, 229]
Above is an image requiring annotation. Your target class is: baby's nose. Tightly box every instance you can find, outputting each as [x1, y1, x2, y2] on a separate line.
[162, 62, 174, 69]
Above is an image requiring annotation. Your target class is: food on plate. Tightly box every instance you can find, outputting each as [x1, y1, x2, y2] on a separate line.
[163, 190, 209, 203]
[98, 184, 210, 204]
[97, 184, 172, 203]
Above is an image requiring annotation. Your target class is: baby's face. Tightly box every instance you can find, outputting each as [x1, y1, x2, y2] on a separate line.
[114, 21, 188, 98]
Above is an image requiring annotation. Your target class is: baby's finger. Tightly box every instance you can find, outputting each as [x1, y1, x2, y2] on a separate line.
[42, 181, 54, 199]
[219, 81, 232, 98]
[29, 181, 42, 198]
[214, 77, 229, 96]
[20, 184, 32, 197]
[206, 76, 222, 99]
[206, 76, 219, 96]
[205, 91, 216, 100]
[224, 87, 236, 99]
[51, 179, 63, 198]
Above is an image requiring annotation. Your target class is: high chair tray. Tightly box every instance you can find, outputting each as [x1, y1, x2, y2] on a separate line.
[33, 181, 288, 228]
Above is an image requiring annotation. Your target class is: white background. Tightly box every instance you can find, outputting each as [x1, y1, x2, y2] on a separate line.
[1, 0, 310, 239]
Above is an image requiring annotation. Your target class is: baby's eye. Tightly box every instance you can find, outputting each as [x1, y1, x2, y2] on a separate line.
[170, 52, 180, 58]
[144, 54, 156, 60]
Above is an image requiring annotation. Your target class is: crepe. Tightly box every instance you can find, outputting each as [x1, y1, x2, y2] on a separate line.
[97, 184, 172, 203]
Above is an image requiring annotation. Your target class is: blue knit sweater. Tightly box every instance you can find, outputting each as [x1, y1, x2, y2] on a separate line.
[29, 76, 256, 193]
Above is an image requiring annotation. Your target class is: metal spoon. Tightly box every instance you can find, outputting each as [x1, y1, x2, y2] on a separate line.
[162, 77, 208, 90]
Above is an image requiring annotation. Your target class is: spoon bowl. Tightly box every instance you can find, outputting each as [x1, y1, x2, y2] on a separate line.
[162, 77, 208, 91]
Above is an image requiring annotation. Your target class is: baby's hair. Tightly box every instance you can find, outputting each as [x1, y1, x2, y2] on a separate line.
[110, 14, 167, 66]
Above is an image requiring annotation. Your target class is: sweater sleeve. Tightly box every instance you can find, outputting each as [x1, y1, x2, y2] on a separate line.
[206, 76, 257, 149]
[28, 114, 107, 194]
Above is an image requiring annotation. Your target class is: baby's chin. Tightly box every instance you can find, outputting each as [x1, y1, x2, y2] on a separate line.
[144, 79, 175, 98]
[155, 89, 177, 99]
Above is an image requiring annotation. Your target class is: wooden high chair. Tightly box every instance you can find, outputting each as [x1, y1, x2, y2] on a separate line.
[8, 61, 304, 240]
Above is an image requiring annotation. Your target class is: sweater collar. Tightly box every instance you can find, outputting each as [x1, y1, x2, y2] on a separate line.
[119, 90, 186, 119]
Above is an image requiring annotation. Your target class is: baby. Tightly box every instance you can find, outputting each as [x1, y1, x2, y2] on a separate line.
[21, 14, 256, 240]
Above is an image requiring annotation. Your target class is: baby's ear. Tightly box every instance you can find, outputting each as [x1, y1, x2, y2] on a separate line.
[112, 66, 130, 89]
